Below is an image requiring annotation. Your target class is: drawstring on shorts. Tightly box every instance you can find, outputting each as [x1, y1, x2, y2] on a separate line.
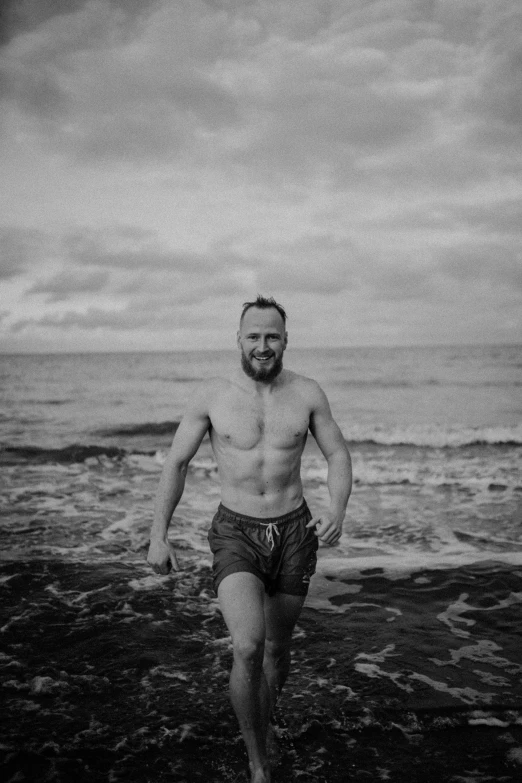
[261, 521, 280, 550]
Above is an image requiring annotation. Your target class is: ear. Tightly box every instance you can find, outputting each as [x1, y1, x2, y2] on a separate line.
[283, 331, 288, 349]
[236, 330, 241, 349]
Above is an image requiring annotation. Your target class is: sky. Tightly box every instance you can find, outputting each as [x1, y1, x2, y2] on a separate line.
[0, 0, 521, 353]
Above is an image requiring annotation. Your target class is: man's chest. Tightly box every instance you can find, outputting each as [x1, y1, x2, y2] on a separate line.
[209, 393, 310, 450]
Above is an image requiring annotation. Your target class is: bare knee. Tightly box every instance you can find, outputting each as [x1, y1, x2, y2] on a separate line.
[264, 637, 290, 666]
[233, 636, 265, 669]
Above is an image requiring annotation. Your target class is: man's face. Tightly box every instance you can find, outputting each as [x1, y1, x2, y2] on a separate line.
[237, 307, 287, 383]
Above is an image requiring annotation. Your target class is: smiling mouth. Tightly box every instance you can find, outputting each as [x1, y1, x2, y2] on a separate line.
[253, 355, 273, 362]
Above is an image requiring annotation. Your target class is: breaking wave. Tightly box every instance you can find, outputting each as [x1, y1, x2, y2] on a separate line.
[2, 422, 521, 466]
[347, 424, 522, 448]
[94, 420, 180, 438]
[0, 444, 129, 464]
[90, 419, 522, 449]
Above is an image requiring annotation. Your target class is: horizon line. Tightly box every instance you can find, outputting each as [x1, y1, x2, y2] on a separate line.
[0, 340, 521, 357]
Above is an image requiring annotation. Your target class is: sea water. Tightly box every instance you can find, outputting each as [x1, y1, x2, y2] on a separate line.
[1, 344, 520, 565]
[1, 344, 521, 574]
[1, 345, 522, 781]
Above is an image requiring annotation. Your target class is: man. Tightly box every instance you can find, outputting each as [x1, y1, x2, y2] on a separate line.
[147, 296, 352, 783]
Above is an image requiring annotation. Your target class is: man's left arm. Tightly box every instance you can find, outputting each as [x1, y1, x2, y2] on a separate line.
[307, 383, 352, 545]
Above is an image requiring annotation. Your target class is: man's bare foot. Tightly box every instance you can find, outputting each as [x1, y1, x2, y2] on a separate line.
[249, 762, 271, 783]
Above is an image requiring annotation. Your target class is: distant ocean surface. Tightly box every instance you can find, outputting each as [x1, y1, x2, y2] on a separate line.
[1, 345, 522, 782]
[2, 344, 522, 450]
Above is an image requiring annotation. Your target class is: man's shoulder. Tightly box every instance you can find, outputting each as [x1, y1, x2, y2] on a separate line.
[283, 370, 325, 402]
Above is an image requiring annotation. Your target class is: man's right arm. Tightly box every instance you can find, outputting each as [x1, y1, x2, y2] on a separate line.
[147, 384, 211, 574]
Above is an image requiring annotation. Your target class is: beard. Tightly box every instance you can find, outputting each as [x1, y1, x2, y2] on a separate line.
[241, 350, 283, 383]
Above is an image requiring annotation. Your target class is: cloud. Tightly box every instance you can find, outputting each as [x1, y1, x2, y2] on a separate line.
[10, 285, 239, 333]
[1, 0, 240, 162]
[4, 223, 251, 331]
[0, 0, 472, 170]
[0, 226, 49, 279]
[465, 10, 522, 150]
[251, 234, 368, 294]
[438, 244, 522, 290]
[3, 207, 521, 342]
[62, 227, 206, 271]
[1, 1, 521, 350]
[0, 0, 519, 198]
[455, 199, 522, 234]
[27, 268, 110, 301]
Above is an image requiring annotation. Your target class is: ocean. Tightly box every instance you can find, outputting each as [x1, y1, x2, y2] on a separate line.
[1, 345, 522, 782]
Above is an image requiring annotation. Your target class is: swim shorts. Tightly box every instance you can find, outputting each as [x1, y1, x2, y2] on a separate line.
[207, 500, 318, 597]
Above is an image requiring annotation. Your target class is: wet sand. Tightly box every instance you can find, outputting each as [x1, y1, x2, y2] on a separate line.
[2, 557, 522, 782]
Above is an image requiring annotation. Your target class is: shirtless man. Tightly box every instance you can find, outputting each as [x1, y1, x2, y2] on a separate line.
[147, 296, 352, 783]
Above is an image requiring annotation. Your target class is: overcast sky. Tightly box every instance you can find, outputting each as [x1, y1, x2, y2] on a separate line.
[0, 0, 521, 352]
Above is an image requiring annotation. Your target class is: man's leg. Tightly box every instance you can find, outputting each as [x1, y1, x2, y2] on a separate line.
[263, 591, 306, 716]
[218, 571, 271, 782]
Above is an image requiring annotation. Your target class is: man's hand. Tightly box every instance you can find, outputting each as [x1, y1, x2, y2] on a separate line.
[306, 511, 344, 546]
[147, 538, 180, 575]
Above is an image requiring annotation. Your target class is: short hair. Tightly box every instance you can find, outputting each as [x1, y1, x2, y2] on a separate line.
[240, 295, 287, 326]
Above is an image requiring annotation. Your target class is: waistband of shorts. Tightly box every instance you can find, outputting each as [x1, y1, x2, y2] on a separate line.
[216, 500, 309, 527]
